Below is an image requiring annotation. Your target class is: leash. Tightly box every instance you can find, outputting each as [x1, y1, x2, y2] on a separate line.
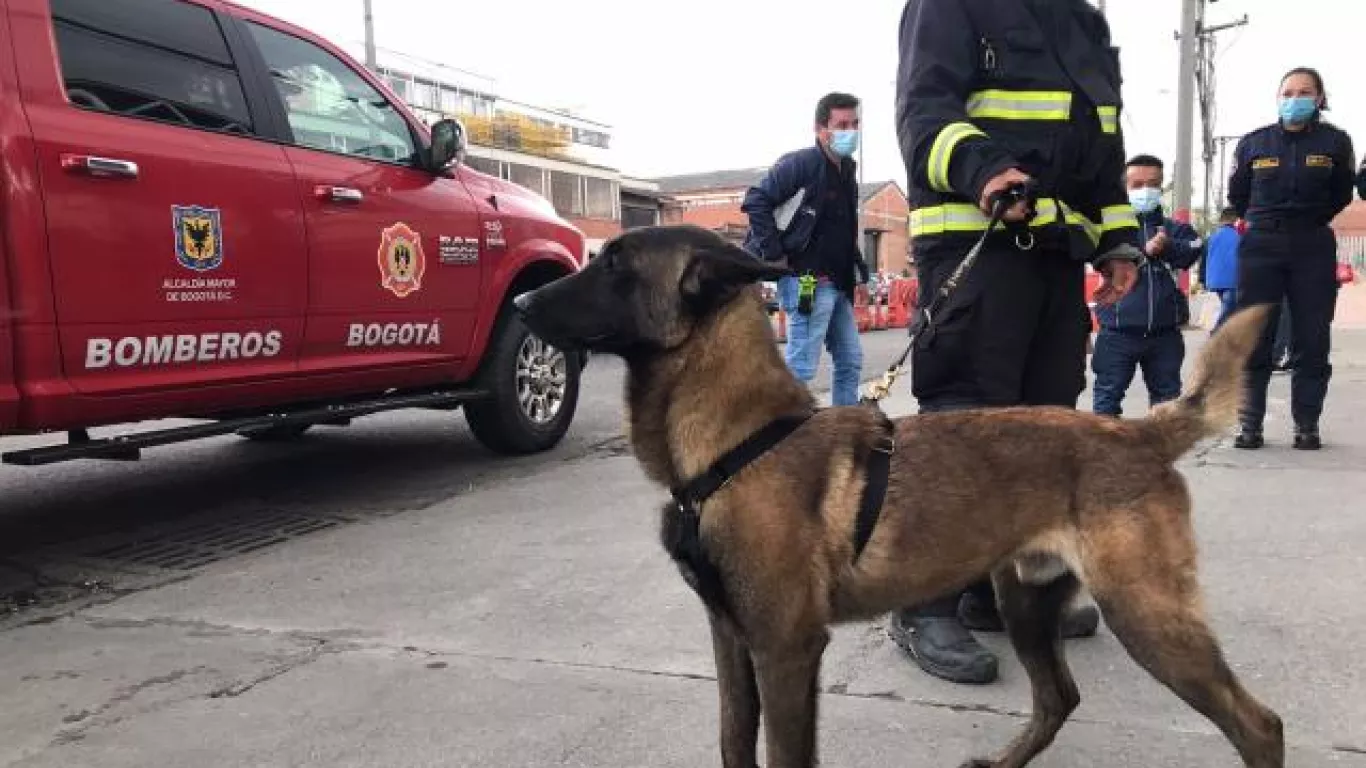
[860, 182, 1039, 406]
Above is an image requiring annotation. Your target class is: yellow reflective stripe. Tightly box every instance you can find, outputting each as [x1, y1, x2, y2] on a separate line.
[909, 203, 989, 235]
[1061, 204, 1100, 246]
[965, 89, 1072, 121]
[909, 197, 1099, 246]
[1097, 106, 1119, 134]
[928, 122, 986, 193]
[1100, 204, 1139, 233]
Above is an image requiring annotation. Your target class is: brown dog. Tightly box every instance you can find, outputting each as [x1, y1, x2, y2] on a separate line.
[513, 224, 1282, 768]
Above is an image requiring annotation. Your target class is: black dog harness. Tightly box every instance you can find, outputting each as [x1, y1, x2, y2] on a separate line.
[665, 409, 896, 619]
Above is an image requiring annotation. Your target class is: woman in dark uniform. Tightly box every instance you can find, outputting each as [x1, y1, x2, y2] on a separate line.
[1227, 67, 1356, 450]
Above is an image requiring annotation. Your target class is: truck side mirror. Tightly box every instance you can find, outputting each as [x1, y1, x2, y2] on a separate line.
[426, 118, 467, 173]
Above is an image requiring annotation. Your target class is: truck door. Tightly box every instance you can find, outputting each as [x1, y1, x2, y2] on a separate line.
[237, 19, 485, 375]
[14, 0, 308, 396]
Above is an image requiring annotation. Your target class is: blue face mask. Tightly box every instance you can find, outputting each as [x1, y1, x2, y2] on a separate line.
[828, 129, 860, 158]
[1279, 96, 1318, 125]
[1128, 187, 1162, 215]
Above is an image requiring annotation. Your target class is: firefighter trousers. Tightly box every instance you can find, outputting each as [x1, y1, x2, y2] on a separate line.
[903, 236, 1090, 619]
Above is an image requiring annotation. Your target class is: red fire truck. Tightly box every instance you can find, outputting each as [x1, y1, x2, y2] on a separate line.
[0, 0, 588, 465]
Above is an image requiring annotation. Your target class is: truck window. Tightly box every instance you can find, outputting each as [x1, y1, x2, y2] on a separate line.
[49, 0, 253, 135]
[244, 22, 417, 166]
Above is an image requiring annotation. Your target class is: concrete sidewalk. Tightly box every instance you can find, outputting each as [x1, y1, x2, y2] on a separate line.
[2, 332, 1365, 767]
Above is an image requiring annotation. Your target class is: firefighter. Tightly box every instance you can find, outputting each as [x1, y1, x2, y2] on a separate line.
[1228, 67, 1357, 451]
[889, 0, 1141, 685]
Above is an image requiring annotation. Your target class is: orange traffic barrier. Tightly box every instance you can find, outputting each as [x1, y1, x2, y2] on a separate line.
[854, 285, 874, 332]
[873, 301, 889, 330]
[887, 278, 918, 329]
[771, 309, 787, 342]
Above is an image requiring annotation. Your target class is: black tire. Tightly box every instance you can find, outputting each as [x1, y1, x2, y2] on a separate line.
[465, 312, 581, 455]
[236, 423, 312, 442]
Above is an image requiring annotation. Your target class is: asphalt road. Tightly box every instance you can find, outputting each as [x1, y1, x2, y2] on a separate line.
[2, 326, 1365, 767]
[0, 330, 911, 604]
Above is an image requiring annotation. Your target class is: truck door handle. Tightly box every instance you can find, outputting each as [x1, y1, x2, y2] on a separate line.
[61, 154, 139, 179]
[315, 185, 364, 204]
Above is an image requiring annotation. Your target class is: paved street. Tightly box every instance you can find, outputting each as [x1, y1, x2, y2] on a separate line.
[2, 313, 1366, 767]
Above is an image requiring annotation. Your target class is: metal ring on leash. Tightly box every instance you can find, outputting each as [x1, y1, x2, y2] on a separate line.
[1015, 231, 1037, 251]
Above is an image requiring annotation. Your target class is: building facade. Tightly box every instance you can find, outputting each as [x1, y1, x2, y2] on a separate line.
[370, 58, 659, 256]
[656, 170, 912, 277]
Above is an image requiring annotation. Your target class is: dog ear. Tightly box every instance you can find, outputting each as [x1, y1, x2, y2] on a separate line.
[680, 242, 793, 303]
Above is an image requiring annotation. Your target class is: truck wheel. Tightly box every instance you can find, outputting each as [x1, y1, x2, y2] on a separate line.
[236, 424, 312, 442]
[465, 314, 580, 455]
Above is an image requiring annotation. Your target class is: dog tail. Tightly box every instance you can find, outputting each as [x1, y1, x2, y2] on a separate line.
[1143, 303, 1273, 462]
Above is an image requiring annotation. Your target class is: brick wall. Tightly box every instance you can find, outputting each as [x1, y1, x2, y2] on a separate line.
[662, 183, 910, 276]
[568, 217, 621, 241]
[862, 184, 910, 277]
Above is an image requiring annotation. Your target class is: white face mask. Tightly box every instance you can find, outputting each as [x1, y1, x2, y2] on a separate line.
[1128, 187, 1162, 214]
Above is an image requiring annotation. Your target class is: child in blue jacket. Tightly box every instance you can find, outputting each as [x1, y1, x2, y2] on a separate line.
[1092, 156, 1203, 417]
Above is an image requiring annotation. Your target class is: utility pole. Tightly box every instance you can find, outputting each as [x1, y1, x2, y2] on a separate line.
[1174, 0, 1248, 226]
[1173, 0, 1200, 223]
[362, 0, 377, 71]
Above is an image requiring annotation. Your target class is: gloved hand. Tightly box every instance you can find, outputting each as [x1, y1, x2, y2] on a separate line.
[1092, 243, 1144, 307]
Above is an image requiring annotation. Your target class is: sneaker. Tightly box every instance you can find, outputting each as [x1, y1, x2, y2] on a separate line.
[887, 611, 998, 685]
[959, 589, 1099, 638]
[1294, 425, 1321, 451]
[1234, 427, 1264, 450]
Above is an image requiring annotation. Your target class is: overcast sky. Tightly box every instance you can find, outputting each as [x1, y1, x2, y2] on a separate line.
[236, 1, 1364, 205]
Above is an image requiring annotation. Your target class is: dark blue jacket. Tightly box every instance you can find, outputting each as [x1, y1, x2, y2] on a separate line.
[1095, 208, 1202, 333]
[1228, 118, 1355, 228]
[1202, 223, 1240, 291]
[741, 144, 866, 294]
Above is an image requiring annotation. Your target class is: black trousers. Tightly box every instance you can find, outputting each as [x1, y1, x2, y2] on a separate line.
[904, 237, 1089, 618]
[910, 238, 1090, 409]
[1234, 226, 1340, 429]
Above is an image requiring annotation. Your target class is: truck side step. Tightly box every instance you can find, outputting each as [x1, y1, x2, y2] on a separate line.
[2, 388, 486, 466]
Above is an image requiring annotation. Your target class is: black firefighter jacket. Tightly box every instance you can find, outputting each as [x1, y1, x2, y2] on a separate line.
[896, 0, 1140, 264]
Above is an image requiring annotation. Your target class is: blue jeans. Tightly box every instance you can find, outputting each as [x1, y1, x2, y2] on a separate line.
[777, 276, 863, 406]
[1091, 328, 1185, 417]
[1212, 288, 1238, 330]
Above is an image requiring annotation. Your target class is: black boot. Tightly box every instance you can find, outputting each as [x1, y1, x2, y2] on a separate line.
[887, 609, 998, 684]
[959, 589, 1100, 638]
[1294, 424, 1322, 451]
[1234, 425, 1264, 450]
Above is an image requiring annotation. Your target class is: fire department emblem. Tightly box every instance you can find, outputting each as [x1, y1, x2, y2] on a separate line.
[378, 221, 426, 298]
[172, 205, 224, 272]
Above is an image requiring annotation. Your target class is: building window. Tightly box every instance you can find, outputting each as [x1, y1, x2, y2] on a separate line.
[622, 205, 658, 230]
[508, 163, 546, 196]
[863, 230, 883, 272]
[584, 177, 615, 220]
[464, 155, 501, 178]
[439, 86, 459, 113]
[550, 171, 584, 217]
[409, 80, 436, 109]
